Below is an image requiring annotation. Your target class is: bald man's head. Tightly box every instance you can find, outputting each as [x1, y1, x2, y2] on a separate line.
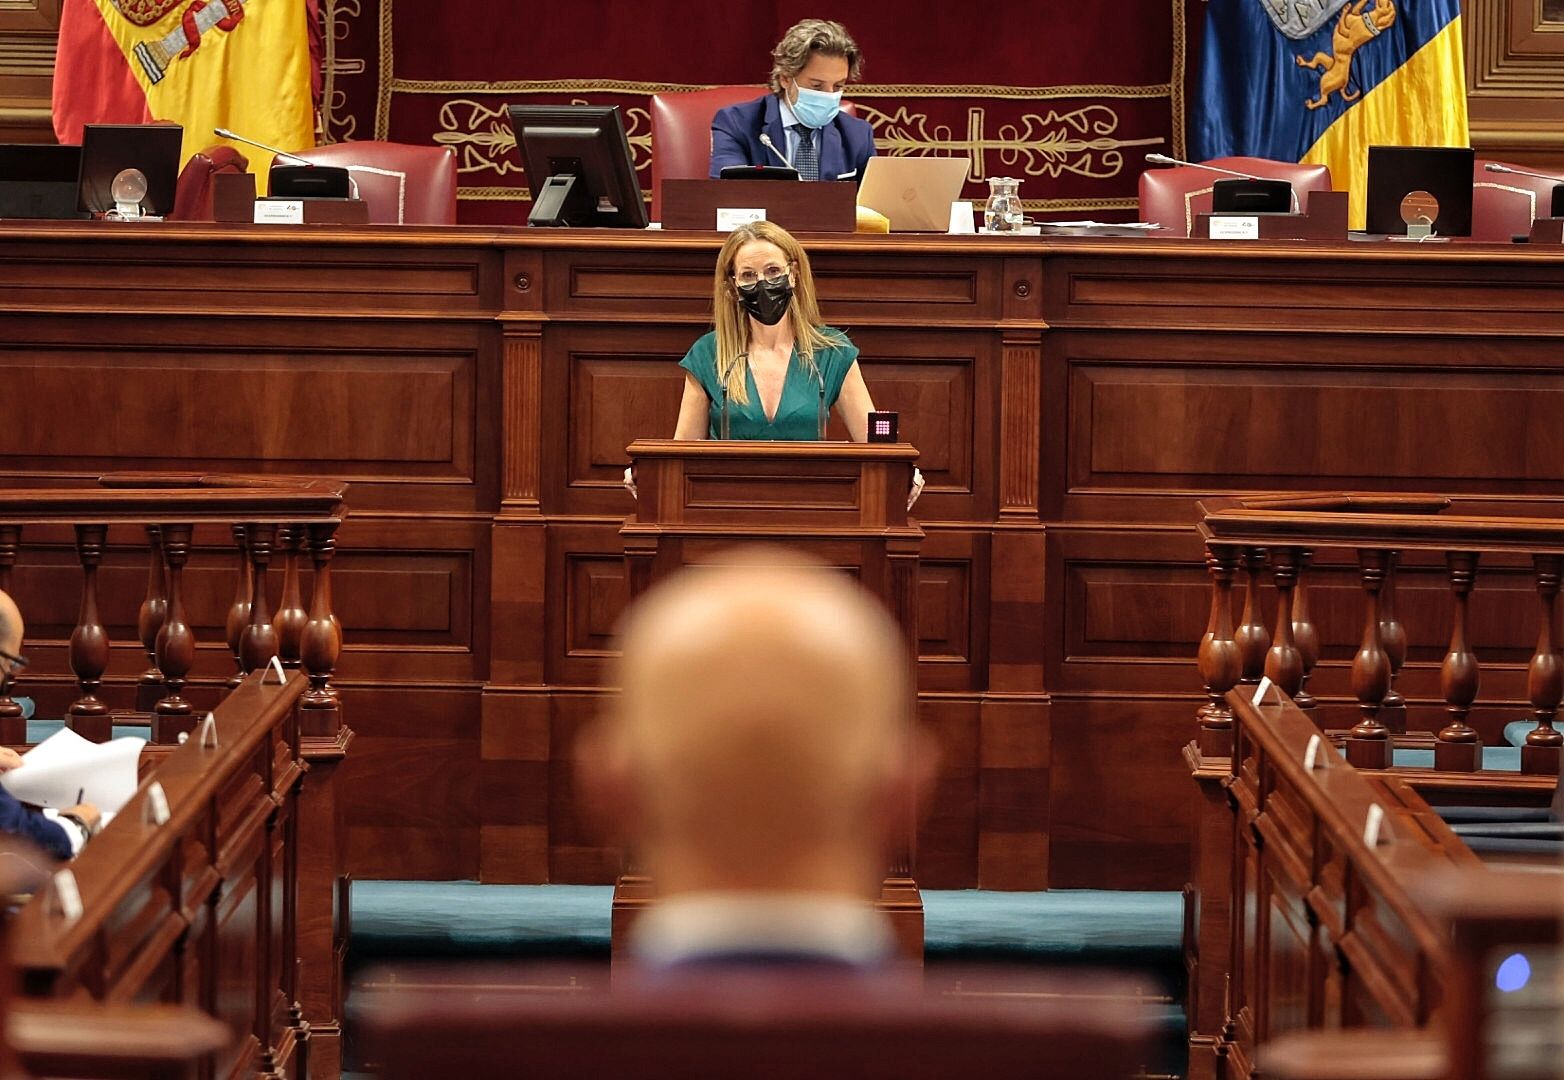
[591, 548, 919, 898]
[0, 590, 21, 658]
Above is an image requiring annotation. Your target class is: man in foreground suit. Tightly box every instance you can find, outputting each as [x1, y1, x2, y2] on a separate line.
[709, 19, 876, 182]
[582, 548, 929, 966]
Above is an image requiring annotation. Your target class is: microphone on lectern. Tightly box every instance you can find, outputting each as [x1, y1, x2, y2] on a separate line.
[758, 133, 793, 169]
[1143, 152, 1300, 213]
[1484, 162, 1562, 184]
[1144, 152, 1261, 181]
[214, 127, 312, 166]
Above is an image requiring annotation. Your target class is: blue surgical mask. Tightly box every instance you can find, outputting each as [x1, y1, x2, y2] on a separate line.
[790, 85, 842, 129]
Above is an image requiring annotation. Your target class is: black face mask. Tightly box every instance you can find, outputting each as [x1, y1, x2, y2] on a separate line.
[736, 277, 793, 326]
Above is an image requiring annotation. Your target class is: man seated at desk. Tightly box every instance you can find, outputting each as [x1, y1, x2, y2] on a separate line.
[0, 590, 99, 860]
[709, 18, 876, 183]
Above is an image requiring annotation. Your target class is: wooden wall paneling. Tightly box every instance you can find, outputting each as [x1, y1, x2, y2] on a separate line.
[1048, 695, 1196, 889]
[977, 693, 1050, 889]
[547, 689, 618, 884]
[478, 687, 552, 882]
[545, 520, 627, 689]
[340, 684, 482, 879]
[915, 695, 980, 889]
[914, 526, 988, 694]
[0, 0, 57, 143]
[1465, 0, 1564, 167]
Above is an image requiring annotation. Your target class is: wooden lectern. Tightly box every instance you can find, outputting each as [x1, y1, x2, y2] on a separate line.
[612, 439, 926, 962]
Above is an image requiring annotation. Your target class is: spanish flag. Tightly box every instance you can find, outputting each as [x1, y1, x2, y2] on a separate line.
[52, 0, 316, 174]
[1194, 0, 1468, 228]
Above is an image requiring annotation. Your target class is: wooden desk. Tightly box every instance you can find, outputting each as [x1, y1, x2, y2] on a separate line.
[6, 223, 1564, 890]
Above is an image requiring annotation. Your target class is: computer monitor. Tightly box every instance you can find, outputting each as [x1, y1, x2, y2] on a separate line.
[506, 105, 647, 228]
[1365, 145, 1475, 237]
[78, 123, 183, 216]
[0, 144, 83, 219]
[1211, 178, 1292, 215]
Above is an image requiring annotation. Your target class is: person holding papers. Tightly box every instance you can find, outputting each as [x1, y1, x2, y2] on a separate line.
[708, 18, 876, 183]
[673, 221, 875, 442]
[0, 590, 99, 859]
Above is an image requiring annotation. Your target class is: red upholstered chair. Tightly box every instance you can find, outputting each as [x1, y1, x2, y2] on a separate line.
[170, 144, 248, 221]
[289, 140, 458, 225]
[649, 86, 859, 220]
[1138, 157, 1334, 237]
[1472, 158, 1564, 242]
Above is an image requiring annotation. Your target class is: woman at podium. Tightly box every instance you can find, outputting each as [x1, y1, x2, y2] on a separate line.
[674, 221, 876, 441]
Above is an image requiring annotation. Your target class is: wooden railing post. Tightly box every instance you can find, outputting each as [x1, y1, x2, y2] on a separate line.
[239, 524, 279, 675]
[1524, 553, 1564, 775]
[275, 525, 308, 670]
[1436, 551, 1481, 772]
[0, 523, 23, 741]
[1378, 550, 1407, 733]
[1346, 548, 1392, 769]
[67, 524, 111, 741]
[1292, 548, 1320, 711]
[224, 524, 253, 690]
[135, 526, 167, 713]
[299, 522, 342, 736]
[1235, 547, 1270, 686]
[153, 523, 197, 743]
[1264, 546, 1305, 699]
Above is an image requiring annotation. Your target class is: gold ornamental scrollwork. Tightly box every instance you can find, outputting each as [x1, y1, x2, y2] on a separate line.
[857, 103, 1162, 182]
[433, 98, 652, 179]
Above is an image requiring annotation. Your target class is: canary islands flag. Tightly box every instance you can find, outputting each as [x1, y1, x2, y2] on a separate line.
[1194, 0, 1468, 228]
[52, 0, 316, 173]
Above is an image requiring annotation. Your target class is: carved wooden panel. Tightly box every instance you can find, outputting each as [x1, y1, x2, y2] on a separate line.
[1466, 0, 1564, 165]
[0, 0, 58, 143]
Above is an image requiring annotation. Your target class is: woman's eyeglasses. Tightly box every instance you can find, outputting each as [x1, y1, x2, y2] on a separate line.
[0, 648, 27, 677]
[732, 263, 793, 288]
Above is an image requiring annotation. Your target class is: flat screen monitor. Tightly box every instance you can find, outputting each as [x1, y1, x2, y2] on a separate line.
[506, 105, 647, 229]
[0, 144, 84, 219]
[1211, 178, 1292, 214]
[1365, 145, 1475, 237]
[78, 123, 183, 216]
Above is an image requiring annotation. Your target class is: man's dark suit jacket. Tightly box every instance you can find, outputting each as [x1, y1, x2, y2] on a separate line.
[708, 93, 876, 182]
[0, 788, 70, 859]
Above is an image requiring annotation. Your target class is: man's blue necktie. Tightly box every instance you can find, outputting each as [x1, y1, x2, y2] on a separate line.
[791, 125, 819, 181]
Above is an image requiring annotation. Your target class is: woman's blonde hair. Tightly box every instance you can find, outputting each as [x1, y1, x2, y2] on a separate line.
[768, 19, 863, 92]
[710, 221, 840, 405]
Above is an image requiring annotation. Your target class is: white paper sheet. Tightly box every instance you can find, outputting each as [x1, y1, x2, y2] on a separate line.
[1, 727, 146, 814]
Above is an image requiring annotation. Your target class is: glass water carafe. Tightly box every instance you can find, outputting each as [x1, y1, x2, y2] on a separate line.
[984, 177, 1023, 232]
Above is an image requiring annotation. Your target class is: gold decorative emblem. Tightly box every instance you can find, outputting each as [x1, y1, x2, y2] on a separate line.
[434, 99, 652, 179]
[1296, 0, 1396, 110]
[108, 0, 185, 27]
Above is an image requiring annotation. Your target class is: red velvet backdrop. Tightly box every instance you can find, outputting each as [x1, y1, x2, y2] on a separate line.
[318, 1, 1200, 223]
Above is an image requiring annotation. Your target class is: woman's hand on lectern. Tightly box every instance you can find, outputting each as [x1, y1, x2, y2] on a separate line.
[623, 466, 637, 499]
[908, 467, 924, 512]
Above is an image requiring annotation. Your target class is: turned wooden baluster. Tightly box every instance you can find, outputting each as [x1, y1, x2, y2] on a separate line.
[1292, 549, 1320, 712]
[0, 524, 22, 740]
[1235, 547, 1270, 685]
[1377, 551, 1408, 733]
[275, 525, 308, 670]
[1436, 551, 1482, 772]
[239, 524, 280, 675]
[67, 524, 111, 741]
[1264, 546, 1305, 699]
[224, 524, 253, 690]
[153, 523, 197, 743]
[299, 522, 343, 736]
[1524, 554, 1564, 775]
[1346, 549, 1393, 769]
[135, 526, 168, 713]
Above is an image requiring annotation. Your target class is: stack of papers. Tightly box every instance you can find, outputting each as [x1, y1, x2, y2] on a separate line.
[1, 728, 145, 814]
[1038, 221, 1164, 236]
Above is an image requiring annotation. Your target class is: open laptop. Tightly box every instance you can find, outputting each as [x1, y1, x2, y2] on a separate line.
[1365, 145, 1475, 237]
[0, 144, 84, 219]
[856, 157, 971, 232]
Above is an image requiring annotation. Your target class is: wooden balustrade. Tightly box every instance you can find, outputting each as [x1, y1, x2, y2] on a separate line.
[0, 473, 347, 747]
[1198, 494, 1564, 777]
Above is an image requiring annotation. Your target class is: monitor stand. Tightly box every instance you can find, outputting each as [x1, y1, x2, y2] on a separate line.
[528, 172, 592, 227]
